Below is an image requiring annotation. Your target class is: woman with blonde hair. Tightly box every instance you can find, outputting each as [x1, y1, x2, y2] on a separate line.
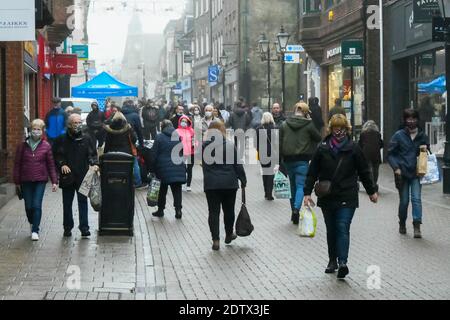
[13, 119, 58, 241]
[202, 120, 247, 251]
[256, 112, 277, 200]
[304, 114, 378, 279]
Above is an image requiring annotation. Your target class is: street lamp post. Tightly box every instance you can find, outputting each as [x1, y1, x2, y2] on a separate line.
[83, 61, 90, 82]
[258, 34, 272, 111]
[219, 51, 228, 107]
[277, 26, 290, 112]
[437, 0, 450, 194]
[138, 63, 146, 99]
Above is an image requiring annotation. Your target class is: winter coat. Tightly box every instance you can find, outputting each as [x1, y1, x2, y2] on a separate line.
[250, 106, 264, 129]
[13, 139, 58, 185]
[86, 110, 106, 131]
[122, 106, 144, 147]
[229, 108, 252, 131]
[279, 116, 322, 162]
[149, 126, 187, 185]
[387, 128, 430, 180]
[104, 123, 137, 156]
[304, 136, 376, 209]
[202, 136, 247, 191]
[53, 132, 98, 190]
[202, 117, 216, 133]
[45, 107, 67, 139]
[256, 123, 278, 168]
[171, 114, 184, 129]
[272, 113, 286, 128]
[310, 104, 324, 132]
[359, 129, 383, 165]
[176, 115, 196, 157]
[142, 106, 160, 128]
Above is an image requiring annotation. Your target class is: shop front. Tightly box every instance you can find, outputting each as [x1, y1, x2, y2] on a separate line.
[0, 46, 6, 182]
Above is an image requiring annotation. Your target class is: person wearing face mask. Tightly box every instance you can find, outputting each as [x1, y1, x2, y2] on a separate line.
[176, 115, 196, 192]
[304, 114, 378, 279]
[53, 114, 99, 238]
[45, 97, 68, 147]
[202, 105, 217, 133]
[171, 105, 186, 129]
[280, 102, 322, 225]
[388, 109, 430, 239]
[190, 105, 203, 130]
[13, 119, 58, 241]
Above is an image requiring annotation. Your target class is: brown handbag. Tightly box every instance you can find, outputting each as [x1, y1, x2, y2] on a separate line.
[314, 157, 344, 198]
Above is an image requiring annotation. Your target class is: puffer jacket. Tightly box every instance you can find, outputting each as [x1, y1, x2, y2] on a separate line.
[45, 107, 67, 139]
[148, 127, 187, 185]
[13, 139, 58, 185]
[279, 116, 322, 162]
[176, 115, 196, 156]
[104, 123, 137, 156]
[229, 107, 251, 131]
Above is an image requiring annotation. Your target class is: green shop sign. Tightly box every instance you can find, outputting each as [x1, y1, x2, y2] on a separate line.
[71, 45, 89, 60]
[341, 40, 364, 67]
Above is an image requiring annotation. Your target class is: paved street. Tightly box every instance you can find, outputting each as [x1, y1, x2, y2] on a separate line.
[1, 162, 450, 300]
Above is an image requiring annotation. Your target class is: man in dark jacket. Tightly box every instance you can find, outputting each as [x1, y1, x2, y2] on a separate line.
[388, 109, 429, 238]
[45, 97, 67, 146]
[280, 102, 322, 224]
[53, 114, 99, 238]
[308, 97, 324, 134]
[171, 104, 186, 129]
[86, 101, 106, 148]
[141, 100, 160, 140]
[149, 120, 187, 219]
[271, 103, 286, 128]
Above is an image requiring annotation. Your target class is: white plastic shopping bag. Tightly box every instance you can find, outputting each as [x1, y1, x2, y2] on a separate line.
[297, 206, 317, 238]
[79, 167, 95, 197]
[420, 153, 440, 185]
[274, 171, 291, 199]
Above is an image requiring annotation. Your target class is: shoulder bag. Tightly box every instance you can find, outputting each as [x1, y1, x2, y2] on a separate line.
[314, 157, 344, 198]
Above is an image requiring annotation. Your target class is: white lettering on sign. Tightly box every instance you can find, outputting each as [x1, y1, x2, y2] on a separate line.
[56, 63, 74, 69]
[327, 47, 341, 59]
[367, 5, 380, 30]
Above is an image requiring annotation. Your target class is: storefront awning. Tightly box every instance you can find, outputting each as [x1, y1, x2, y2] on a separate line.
[418, 76, 446, 94]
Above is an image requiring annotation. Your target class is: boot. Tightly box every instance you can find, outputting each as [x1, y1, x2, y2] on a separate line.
[152, 209, 164, 218]
[399, 221, 406, 235]
[325, 259, 338, 274]
[413, 221, 422, 239]
[175, 209, 182, 220]
[212, 240, 220, 251]
[225, 233, 237, 244]
[292, 209, 300, 225]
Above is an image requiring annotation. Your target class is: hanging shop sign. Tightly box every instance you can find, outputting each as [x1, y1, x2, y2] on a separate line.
[0, 0, 35, 41]
[52, 54, 78, 74]
[341, 40, 364, 67]
[413, 0, 440, 24]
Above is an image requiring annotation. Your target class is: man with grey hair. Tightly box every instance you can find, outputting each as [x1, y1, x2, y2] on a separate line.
[45, 97, 67, 146]
[53, 113, 99, 238]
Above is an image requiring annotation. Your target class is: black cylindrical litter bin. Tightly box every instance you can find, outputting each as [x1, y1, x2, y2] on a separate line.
[99, 152, 135, 236]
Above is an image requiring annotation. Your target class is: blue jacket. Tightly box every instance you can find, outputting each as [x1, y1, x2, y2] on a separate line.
[45, 107, 67, 139]
[149, 127, 186, 185]
[122, 106, 144, 147]
[387, 128, 429, 180]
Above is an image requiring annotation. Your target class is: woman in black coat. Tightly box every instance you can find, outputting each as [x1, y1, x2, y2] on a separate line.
[202, 120, 247, 251]
[304, 114, 378, 280]
[358, 120, 383, 189]
[103, 112, 137, 156]
[149, 120, 187, 219]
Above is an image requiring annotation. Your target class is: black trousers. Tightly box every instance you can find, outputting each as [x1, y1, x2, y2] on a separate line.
[158, 183, 182, 210]
[89, 128, 105, 148]
[262, 170, 274, 197]
[186, 154, 194, 187]
[144, 125, 158, 141]
[205, 189, 237, 241]
[368, 161, 380, 192]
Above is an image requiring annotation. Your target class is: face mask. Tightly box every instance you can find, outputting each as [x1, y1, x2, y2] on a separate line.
[177, 112, 183, 116]
[205, 112, 213, 118]
[71, 124, 83, 135]
[406, 119, 418, 130]
[332, 129, 346, 141]
[31, 129, 42, 139]
[194, 110, 200, 116]
[180, 122, 188, 128]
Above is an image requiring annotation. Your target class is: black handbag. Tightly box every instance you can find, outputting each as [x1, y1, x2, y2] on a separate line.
[235, 188, 254, 237]
[59, 172, 75, 189]
[314, 157, 344, 198]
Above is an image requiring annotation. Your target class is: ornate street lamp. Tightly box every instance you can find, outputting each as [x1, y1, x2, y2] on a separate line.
[276, 26, 290, 112]
[258, 33, 273, 111]
[83, 61, 90, 82]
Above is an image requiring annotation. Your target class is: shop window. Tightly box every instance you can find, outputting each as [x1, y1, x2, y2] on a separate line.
[303, 0, 321, 13]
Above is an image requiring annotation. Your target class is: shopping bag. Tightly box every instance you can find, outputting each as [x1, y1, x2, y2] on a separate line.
[235, 188, 254, 237]
[89, 172, 102, 212]
[416, 150, 428, 176]
[420, 153, 441, 185]
[79, 167, 95, 197]
[147, 176, 161, 207]
[274, 171, 291, 199]
[297, 206, 317, 238]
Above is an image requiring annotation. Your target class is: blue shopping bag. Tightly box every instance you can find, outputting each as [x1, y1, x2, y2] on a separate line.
[420, 153, 441, 185]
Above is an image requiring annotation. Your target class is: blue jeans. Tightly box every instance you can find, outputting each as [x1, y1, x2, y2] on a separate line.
[285, 161, 309, 211]
[133, 156, 142, 186]
[62, 188, 89, 232]
[322, 207, 356, 265]
[399, 177, 422, 223]
[21, 182, 47, 233]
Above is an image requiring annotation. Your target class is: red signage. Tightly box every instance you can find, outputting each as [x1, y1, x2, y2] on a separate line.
[38, 34, 52, 75]
[51, 54, 78, 74]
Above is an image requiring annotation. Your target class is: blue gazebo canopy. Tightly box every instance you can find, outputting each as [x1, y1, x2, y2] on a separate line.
[418, 76, 446, 94]
[72, 72, 138, 99]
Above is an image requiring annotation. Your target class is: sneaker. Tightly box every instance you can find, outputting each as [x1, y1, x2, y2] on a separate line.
[81, 230, 91, 238]
[31, 232, 39, 241]
[225, 233, 237, 244]
[186, 186, 192, 192]
[337, 264, 349, 279]
[63, 230, 72, 237]
[182, 185, 187, 192]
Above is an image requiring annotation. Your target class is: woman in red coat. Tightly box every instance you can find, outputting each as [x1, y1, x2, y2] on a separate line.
[13, 119, 58, 241]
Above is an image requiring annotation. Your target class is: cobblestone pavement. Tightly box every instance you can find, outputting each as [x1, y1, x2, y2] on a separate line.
[1, 161, 450, 300]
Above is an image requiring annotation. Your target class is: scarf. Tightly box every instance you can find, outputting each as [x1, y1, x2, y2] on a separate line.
[329, 136, 348, 154]
[27, 138, 41, 152]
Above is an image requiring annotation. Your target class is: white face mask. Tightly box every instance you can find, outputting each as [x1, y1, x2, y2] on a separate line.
[180, 122, 188, 128]
[205, 112, 213, 118]
[194, 110, 200, 115]
[31, 129, 42, 139]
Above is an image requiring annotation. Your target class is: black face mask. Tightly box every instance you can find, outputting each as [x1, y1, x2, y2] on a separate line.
[405, 119, 418, 130]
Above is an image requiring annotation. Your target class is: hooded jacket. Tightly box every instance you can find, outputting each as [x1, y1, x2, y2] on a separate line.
[45, 107, 67, 139]
[149, 126, 187, 185]
[229, 107, 252, 131]
[279, 115, 322, 162]
[359, 122, 383, 164]
[122, 105, 144, 147]
[104, 112, 137, 156]
[176, 115, 196, 156]
[250, 106, 263, 129]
